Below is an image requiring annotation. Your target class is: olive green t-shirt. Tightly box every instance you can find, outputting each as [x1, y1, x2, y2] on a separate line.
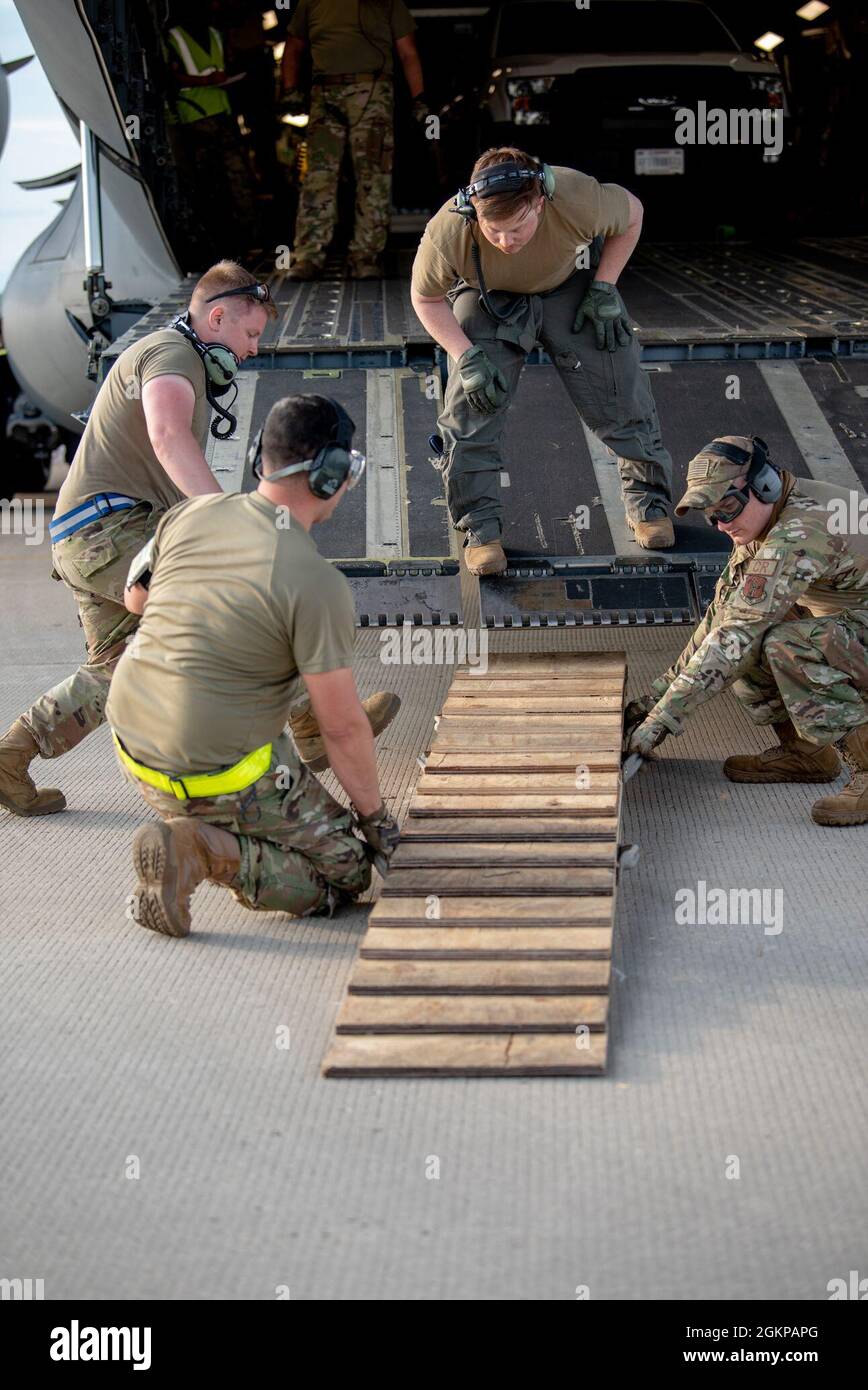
[106, 492, 357, 773]
[411, 167, 632, 298]
[288, 0, 416, 78]
[55, 328, 209, 518]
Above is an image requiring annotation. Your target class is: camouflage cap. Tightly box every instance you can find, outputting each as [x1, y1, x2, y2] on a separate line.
[674, 436, 757, 516]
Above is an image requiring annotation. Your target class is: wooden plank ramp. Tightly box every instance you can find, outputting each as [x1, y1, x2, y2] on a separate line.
[322, 651, 626, 1078]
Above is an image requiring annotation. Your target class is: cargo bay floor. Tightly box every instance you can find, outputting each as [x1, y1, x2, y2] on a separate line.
[2, 518, 867, 1300]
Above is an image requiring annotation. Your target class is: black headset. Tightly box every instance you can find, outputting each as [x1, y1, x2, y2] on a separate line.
[171, 283, 272, 440]
[702, 436, 783, 505]
[450, 159, 556, 323]
[248, 395, 365, 499]
[452, 158, 556, 221]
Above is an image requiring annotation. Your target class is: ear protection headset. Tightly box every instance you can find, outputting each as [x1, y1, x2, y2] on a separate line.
[451, 159, 555, 323]
[452, 158, 556, 221]
[249, 395, 366, 499]
[702, 436, 782, 505]
[171, 282, 272, 440]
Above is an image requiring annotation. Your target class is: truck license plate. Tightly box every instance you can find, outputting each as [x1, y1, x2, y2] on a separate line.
[634, 148, 684, 176]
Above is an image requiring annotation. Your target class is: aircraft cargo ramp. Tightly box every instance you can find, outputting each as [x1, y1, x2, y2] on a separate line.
[103, 237, 868, 628]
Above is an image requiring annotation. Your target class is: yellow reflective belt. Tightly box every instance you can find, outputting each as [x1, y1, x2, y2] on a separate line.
[112, 733, 272, 800]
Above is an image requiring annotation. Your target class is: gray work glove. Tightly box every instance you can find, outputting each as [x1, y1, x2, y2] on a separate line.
[353, 800, 401, 877]
[457, 345, 509, 415]
[573, 281, 633, 352]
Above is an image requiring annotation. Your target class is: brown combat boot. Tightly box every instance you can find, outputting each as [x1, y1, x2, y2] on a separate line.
[811, 724, 868, 826]
[0, 720, 66, 817]
[465, 539, 508, 576]
[724, 718, 841, 784]
[628, 514, 675, 550]
[130, 818, 241, 937]
[289, 691, 401, 772]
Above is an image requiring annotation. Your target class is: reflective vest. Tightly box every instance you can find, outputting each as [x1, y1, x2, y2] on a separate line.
[166, 25, 231, 124]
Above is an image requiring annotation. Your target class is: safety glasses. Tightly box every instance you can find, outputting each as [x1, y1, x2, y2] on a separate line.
[205, 282, 273, 306]
[704, 487, 751, 526]
[346, 449, 366, 489]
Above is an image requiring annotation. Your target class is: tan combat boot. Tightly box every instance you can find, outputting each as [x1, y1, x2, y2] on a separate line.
[131, 818, 241, 937]
[290, 691, 401, 773]
[724, 718, 841, 784]
[465, 539, 507, 576]
[0, 720, 66, 816]
[287, 259, 322, 281]
[811, 724, 868, 826]
[628, 514, 675, 550]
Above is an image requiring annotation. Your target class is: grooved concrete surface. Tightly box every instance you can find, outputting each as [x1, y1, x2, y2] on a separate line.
[1, 522, 867, 1301]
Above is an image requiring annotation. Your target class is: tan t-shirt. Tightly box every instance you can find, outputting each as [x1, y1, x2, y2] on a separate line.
[411, 167, 632, 298]
[106, 491, 357, 773]
[55, 328, 209, 518]
[289, 0, 416, 78]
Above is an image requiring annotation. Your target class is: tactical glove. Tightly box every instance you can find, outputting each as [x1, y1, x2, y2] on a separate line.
[279, 86, 307, 116]
[626, 717, 670, 759]
[573, 281, 633, 352]
[457, 345, 509, 415]
[623, 694, 656, 743]
[411, 92, 431, 124]
[353, 800, 401, 876]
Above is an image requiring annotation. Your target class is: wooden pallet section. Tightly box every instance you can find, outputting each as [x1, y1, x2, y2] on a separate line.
[323, 652, 626, 1078]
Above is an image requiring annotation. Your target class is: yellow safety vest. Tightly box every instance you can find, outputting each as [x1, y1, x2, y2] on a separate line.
[166, 25, 231, 124]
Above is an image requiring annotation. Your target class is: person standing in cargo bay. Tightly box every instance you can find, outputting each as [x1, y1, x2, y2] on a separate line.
[411, 148, 675, 575]
[280, 0, 428, 280]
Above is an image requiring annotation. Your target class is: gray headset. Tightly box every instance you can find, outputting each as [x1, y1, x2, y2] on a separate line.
[703, 436, 783, 505]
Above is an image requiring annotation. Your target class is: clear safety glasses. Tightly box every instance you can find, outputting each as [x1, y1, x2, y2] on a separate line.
[345, 449, 366, 490]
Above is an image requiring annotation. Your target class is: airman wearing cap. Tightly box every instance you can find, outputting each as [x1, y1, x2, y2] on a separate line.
[624, 435, 868, 827]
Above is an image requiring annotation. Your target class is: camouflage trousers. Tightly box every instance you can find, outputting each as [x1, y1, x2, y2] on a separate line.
[732, 608, 868, 744]
[437, 276, 674, 545]
[20, 502, 160, 758]
[292, 76, 394, 266]
[118, 732, 371, 915]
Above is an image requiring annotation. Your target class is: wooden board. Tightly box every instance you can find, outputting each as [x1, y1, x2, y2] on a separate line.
[348, 958, 612, 994]
[391, 840, 617, 867]
[323, 1033, 608, 1076]
[381, 866, 615, 896]
[424, 750, 620, 770]
[335, 994, 609, 1033]
[370, 896, 614, 925]
[398, 816, 619, 841]
[408, 793, 618, 816]
[362, 927, 613, 958]
[322, 649, 627, 1078]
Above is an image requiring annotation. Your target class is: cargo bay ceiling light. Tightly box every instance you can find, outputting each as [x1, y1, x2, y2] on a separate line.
[796, 2, 829, 19]
[755, 31, 785, 51]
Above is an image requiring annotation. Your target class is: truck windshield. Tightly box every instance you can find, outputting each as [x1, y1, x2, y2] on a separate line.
[496, 1, 738, 57]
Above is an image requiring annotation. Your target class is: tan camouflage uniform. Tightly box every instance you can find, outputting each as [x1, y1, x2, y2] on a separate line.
[648, 472, 868, 745]
[119, 731, 371, 915]
[21, 502, 162, 757]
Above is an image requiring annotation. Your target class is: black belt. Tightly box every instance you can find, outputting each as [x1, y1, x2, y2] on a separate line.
[312, 71, 385, 86]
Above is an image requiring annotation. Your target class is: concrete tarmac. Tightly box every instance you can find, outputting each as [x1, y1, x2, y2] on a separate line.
[1, 507, 866, 1301]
